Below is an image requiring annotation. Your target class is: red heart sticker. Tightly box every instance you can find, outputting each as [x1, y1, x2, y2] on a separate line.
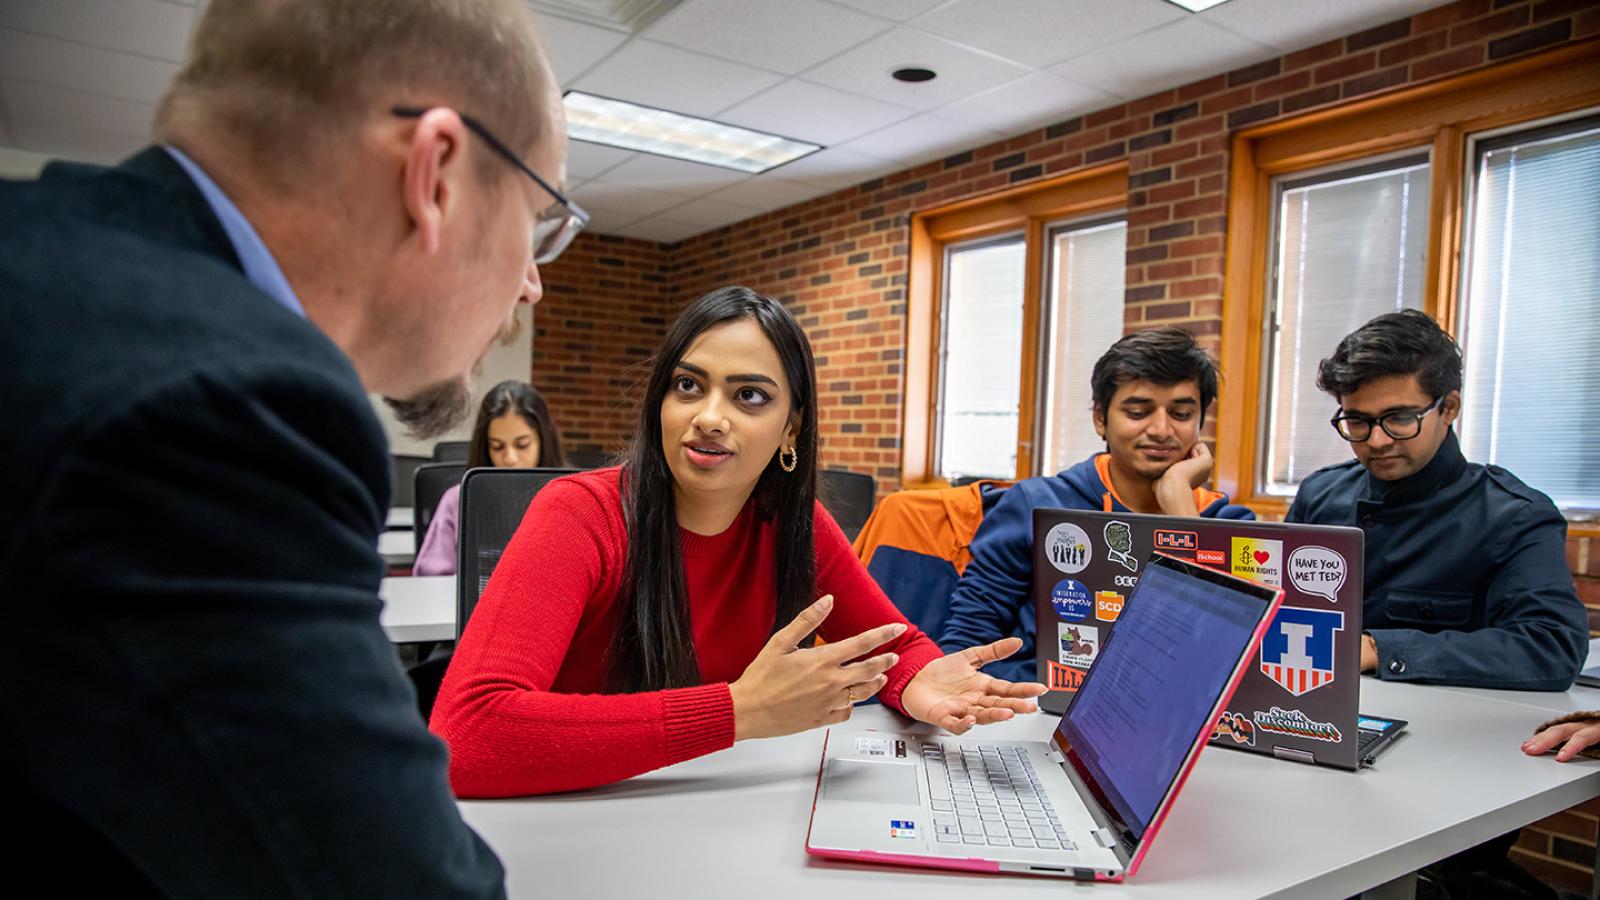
[1254, 550, 1270, 564]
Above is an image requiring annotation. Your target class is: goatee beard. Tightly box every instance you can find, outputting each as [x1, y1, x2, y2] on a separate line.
[384, 378, 471, 440]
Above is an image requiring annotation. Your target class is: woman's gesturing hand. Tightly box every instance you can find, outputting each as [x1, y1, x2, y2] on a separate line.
[900, 637, 1048, 735]
[729, 594, 907, 741]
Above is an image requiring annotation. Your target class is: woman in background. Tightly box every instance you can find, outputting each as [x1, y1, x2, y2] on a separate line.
[413, 379, 564, 575]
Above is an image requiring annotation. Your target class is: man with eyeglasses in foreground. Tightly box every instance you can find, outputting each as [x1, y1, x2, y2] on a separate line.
[1286, 310, 1586, 691]
[0, 1, 583, 895]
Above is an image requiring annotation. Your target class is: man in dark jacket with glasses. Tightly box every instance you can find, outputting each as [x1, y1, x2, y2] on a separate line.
[1287, 309, 1586, 691]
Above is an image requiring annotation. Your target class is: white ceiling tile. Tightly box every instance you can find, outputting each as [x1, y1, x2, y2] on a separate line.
[933, 72, 1116, 138]
[8, 118, 143, 165]
[718, 79, 916, 145]
[564, 139, 635, 180]
[659, 195, 762, 228]
[1050, 17, 1274, 101]
[571, 39, 782, 116]
[914, 0, 1185, 69]
[580, 205, 644, 233]
[571, 180, 693, 218]
[830, 0, 952, 22]
[532, 15, 630, 83]
[2, 80, 155, 138]
[0, 0, 193, 62]
[0, 109, 9, 144]
[707, 176, 826, 212]
[610, 216, 706, 243]
[766, 146, 897, 192]
[0, 29, 180, 105]
[1203, 0, 1441, 52]
[598, 153, 754, 194]
[646, 0, 890, 76]
[840, 111, 1002, 168]
[802, 27, 1030, 111]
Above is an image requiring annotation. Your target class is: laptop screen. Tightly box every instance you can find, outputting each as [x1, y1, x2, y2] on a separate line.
[1055, 555, 1273, 840]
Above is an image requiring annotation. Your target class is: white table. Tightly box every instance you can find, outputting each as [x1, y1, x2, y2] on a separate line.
[378, 529, 415, 567]
[458, 677, 1600, 899]
[386, 507, 414, 530]
[1427, 637, 1600, 716]
[378, 575, 455, 643]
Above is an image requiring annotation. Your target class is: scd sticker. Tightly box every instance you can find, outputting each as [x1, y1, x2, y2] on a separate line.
[1044, 522, 1092, 574]
[1288, 545, 1347, 603]
[1051, 579, 1093, 620]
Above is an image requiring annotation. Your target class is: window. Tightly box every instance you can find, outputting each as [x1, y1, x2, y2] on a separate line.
[936, 236, 1026, 480]
[1261, 155, 1431, 494]
[1459, 115, 1600, 512]
[904, 164, 1128, 486]
[1040, 217, 1128, 475]
[1218, 43, 1600, 521]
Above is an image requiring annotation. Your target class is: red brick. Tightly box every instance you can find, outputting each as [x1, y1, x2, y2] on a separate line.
[1172, 277, 1223, 299]
[1178, 75, 1227, 102]
[1534, 0, 1593, 22]
[1314, 51, 1377, 84]
[1342, 65, 1409, 99]
[1128, 90, 1178, 117]
[1284, 39, 1344, 71]
[1254, 70, 1312, 101]
[1379, 30, 1450, 66]
[1412, 44, 1487, 80]
[1415, 0, 1494, 34]
[1578, 576, 1600, 607]
[1129, 204, 1173, 227]
[1201, 86, 1255, 114]
[1176, 114, 1226, 141]
[1145, 301, 1193, 320]
[1148, 260, 1195, 280]
[1170, 235, 1225, 258]
[1086, 104, 1129, 128]
[1176, 155, 1226, 179]
[1508, 850, 1591, 896]
[1449, 6, 1532, 45]
[1148, 180, 1198, 203]
[1175, 195, 1227, 219]
[1578, 7, 1600, 38]
[1530, 810, 1598, 842]
[1151, 141, 1200, 166]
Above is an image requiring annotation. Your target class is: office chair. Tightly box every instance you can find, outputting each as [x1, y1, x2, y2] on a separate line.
[412, 462, 468, 555]
[456, 467, 580, 637]
[818, 468, 877, 544]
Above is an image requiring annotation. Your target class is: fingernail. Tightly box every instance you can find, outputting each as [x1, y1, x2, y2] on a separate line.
[891, 623, 906, 635]
[818, 595, 833, 608]
[889, 654, 900, 666]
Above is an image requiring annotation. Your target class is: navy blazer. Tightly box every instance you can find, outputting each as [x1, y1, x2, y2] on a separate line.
[1287, 430, 1587, 691]
[0, 150, 504, 897]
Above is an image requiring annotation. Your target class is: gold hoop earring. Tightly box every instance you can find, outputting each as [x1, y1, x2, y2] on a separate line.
[779, 446, 798, 473]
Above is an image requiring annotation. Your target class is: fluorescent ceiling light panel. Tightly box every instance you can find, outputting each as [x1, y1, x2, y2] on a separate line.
[1164, 0, 1234, 11]
[563, 91, 821, 174]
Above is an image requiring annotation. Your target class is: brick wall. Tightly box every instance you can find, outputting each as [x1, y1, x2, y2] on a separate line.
[536, 4, 1599, 886]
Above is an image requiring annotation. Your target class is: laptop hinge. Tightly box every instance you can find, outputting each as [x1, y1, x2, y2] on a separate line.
[1272, 746, 1316, 765]
[1046, 744, 1066, 765]
[1092, 827, 1118, 850]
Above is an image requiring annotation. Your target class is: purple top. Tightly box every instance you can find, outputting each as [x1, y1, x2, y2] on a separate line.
[413, 483, 460, 576]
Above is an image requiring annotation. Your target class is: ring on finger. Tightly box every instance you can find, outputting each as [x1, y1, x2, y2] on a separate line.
[845, 685, 858, 704]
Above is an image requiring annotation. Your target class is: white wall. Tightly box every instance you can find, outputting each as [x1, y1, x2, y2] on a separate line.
[371, 305, 536, 457]
[0, 146, 61, 179]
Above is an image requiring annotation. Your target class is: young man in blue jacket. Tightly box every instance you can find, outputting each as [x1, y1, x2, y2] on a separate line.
[938, 328, 1254, 681]
[1287, 310, 1586, 691]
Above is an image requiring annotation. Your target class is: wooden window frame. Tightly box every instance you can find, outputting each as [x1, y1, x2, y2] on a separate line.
[1217, 41, 1600, 533]
[902, 163, 1127, 488]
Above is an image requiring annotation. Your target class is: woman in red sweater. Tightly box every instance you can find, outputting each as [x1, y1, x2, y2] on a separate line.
[431, 286, 1046, 797]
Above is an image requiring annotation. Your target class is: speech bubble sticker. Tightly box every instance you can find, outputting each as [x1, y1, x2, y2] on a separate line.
[1288, 545, 1347, 603]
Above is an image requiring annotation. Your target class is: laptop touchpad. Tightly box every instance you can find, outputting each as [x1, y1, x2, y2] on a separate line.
[825, 759, 921, 804]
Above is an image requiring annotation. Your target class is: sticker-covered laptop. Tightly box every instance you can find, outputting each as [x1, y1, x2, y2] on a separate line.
[1031, 509, 1405, 770]
[807, 553, 1284, 880]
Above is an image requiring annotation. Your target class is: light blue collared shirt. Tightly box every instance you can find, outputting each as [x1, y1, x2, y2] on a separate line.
[164, 146, 306, 319]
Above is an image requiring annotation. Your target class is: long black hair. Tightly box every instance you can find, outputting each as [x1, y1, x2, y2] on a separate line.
[609, 286, 820, 693]
[466, 380, 566, 469]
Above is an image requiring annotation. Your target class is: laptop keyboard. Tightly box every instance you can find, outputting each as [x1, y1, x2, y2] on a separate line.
[920, 741, 1077, 851]
[1357, 728, 1381, 755]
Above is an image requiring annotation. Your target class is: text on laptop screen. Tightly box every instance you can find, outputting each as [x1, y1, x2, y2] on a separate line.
[1057, 559, 1267, 838]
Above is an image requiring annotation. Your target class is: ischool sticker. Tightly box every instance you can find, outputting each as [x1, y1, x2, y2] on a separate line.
[1287, 545, 1348, 603]
[1046, 659, 1085, 691]
[1045, 522, 1092, 574]
[1259, 607, 1345, 697]
[1103, 520, 1138, 572]
[1196, 549, 1227, 567]
[1253, 706, 1343, 743]
[1058, 622, 1100, 668]
[1211, 711, 1256, 746]
[1095, 590, 1124, 622]
[1051, 579, 1094, 621]
[1231, 537, 1284, 586]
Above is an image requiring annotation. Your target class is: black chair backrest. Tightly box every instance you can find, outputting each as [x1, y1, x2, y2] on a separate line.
[412, 462, 468, 555]
[457, 467, 580, 636]
[390, 454, 429, 508]
[818, 469, 876, 544]
[432, 440, 471, 462]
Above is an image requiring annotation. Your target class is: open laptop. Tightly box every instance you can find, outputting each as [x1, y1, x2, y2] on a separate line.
[807, 553, 1283, 880]
[1033, 509, 1406, 769]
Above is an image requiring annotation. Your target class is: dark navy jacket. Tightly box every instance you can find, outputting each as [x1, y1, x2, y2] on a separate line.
[937, 453, 1254, 682]
[1286, 430, 1586, 691]
[0, 151, 504, 896]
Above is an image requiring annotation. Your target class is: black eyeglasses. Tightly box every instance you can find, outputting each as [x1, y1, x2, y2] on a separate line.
[392, 105, 587, 264]
[1330, 396, 1442, 443]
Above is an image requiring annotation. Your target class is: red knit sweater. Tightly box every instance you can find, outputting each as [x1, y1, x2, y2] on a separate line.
[430, 467, 944, 797]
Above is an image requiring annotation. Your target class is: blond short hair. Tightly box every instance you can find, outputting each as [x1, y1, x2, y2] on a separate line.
[155, 0, 554, 181]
